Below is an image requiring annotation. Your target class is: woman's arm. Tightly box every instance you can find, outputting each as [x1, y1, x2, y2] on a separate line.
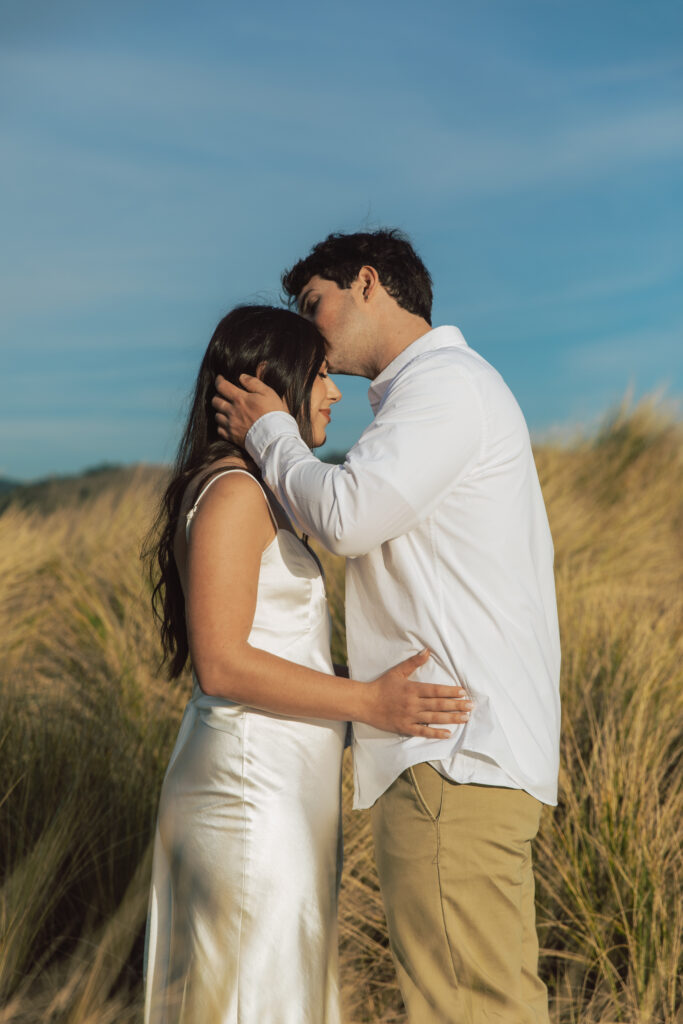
[184, 474, 471, 738]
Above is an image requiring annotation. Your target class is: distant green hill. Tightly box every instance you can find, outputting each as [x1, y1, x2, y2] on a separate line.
[0, 453, 350, 517]
[0, 463, 168, 516]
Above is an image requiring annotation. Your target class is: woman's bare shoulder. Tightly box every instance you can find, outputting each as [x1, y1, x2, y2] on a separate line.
[180, 459, 274, 548]
[179, 458, 252, 516]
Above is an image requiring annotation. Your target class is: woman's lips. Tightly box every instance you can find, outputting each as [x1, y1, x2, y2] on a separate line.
[320, 409, 331, 422]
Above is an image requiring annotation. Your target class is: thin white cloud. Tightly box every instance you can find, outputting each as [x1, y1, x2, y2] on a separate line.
[3, 44, 682, 202]
[573, 56, 683, 85]
[413, 105, 683, 195]
[564, 325, 683, 375]
[450, 264, 681, 320]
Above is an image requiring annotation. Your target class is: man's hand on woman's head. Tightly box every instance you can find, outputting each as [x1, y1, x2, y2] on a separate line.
[212, 374, 289, 447]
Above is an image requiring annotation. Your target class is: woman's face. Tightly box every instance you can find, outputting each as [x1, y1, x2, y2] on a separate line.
[308, 361, 341, 447]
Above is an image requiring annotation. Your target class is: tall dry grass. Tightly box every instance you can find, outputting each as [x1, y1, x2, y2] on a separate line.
[0, 401, 681, 1023]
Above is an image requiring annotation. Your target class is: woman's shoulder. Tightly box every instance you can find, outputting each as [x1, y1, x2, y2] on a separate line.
[173, 460, 274, 580]
[181, 459, 275, 544]
[180, 458, 256, 513]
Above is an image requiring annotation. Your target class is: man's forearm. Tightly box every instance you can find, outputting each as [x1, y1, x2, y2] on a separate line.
[245, 366, 483, 555]
[246, 417, 414, 556]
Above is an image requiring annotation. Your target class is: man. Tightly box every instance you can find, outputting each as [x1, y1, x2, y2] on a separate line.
[213, 229, 561, 1023]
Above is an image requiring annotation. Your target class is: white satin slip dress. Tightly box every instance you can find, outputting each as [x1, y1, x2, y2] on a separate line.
[144, 469, 346, 1024]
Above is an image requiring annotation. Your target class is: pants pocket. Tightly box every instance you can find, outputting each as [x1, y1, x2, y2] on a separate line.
[408, 762, 444, 822]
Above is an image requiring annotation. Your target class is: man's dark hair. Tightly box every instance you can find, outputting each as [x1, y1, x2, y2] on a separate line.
[281, 228, 433, 325]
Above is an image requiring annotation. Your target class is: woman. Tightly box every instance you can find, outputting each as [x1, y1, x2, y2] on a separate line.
[143, 306, 472, 1023]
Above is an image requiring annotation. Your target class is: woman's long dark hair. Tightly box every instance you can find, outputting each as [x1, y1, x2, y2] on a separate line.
[145, 305, 326, 679]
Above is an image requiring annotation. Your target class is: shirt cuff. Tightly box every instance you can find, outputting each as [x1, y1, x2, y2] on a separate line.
[245, 410, 301, 463]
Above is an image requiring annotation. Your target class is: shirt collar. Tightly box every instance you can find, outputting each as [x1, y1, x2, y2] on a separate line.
[367, 325, 468, 413]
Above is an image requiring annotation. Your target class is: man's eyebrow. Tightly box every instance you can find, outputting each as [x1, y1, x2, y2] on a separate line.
[298, 288, 312, 313]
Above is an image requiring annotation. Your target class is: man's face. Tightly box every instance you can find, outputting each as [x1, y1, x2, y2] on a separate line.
[297, 274, 374, 377]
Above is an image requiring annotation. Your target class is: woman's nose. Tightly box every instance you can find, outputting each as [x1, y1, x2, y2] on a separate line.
[328, 379, 342, 404]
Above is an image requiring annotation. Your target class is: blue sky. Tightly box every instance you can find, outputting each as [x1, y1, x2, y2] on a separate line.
[1, 0, 681, 480]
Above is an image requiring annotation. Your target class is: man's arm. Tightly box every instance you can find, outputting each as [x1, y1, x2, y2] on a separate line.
[214, 357, 485, 556]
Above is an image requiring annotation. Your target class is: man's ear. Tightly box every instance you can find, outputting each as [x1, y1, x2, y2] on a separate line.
[357, 265, 380, 302]
[255, 360, 268, 381]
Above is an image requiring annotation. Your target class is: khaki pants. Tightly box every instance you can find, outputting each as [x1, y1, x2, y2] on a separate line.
[371, 764, 549, 1024]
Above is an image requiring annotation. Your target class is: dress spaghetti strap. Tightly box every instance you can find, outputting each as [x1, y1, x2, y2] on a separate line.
[185, 468, 279, 537]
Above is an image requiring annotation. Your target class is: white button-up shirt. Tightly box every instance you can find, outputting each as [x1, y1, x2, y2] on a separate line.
[246, 326, 561, 809]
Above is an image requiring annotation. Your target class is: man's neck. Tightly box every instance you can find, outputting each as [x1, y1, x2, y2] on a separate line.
[371, 315, 433, 378]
